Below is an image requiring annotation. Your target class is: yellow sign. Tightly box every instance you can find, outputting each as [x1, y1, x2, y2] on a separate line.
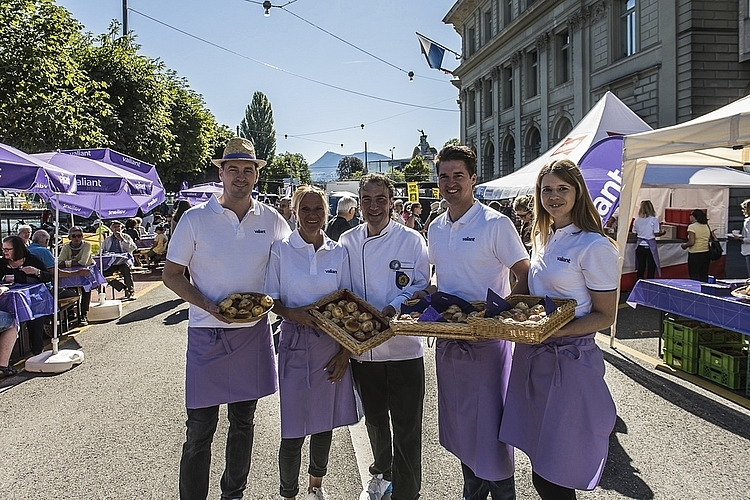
[432, 188, 440, 199]
[407, 182, 419, 202]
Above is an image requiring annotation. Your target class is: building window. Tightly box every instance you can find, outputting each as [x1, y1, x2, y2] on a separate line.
[484, 80, 493, 118]
[467, 27, 477, 56]
[526, 50, 538, 98]
[525, 126, 541, 162]
[468, 90, 476, 125]
[503, 66, 514, 109]
[504, 0, 513, 26]
[502, 135, 515, 175]
[619, 0, 637, 57]
[484, 10, 493, 45]
[556, 31, 570, 85]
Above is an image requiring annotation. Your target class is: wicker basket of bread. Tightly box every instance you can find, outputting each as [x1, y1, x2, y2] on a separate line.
[468, 294, 577, 344]
[218, 292, 275, 323]
[390, 298, 486, 340]
[310, 289, 394, 355]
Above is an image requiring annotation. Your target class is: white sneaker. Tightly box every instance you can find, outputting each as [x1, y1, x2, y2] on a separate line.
[305, 486, 328, 500]
[366, 474, 392, 500]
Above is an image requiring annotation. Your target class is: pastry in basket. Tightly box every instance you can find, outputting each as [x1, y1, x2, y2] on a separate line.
[218, 292, 273, 321]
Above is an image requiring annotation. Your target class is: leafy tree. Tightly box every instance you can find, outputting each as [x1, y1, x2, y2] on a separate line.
[443, 138, 460, 148]
[336, 156, 364, 180]
[239, 91, 276, 173]
[404, 156, 430, 182]
[0, 0, 111, 151]
[264, 152, 311, 195]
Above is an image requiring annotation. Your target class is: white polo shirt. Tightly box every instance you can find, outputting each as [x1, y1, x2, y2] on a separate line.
[528, 225, 619, 318]
[265, 230, 351, 308]
[428, 201, 529, 301]
[167, 196, 292, 328]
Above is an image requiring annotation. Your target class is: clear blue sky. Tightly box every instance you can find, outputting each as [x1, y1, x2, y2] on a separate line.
[55, 0, 462, 165]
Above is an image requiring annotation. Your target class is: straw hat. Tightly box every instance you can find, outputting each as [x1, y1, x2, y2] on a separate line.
[211, 137, 267, 168]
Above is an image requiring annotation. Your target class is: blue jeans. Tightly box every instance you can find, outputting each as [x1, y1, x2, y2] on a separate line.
[461, 463, 515, 500]
[179, 400, 258, 500]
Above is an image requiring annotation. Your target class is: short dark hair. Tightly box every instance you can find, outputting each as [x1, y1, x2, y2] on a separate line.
[435, 144, 476, 176]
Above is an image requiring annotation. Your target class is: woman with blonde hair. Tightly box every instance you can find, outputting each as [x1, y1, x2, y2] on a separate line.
[631, 200, 665, 279]
[499, 159, 618, 499]
[265, 184, 358, 500]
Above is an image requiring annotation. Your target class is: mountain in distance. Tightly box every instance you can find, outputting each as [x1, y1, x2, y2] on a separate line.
[309, 151, 391, 183]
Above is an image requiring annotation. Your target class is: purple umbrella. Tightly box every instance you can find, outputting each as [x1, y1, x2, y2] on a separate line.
[0, 143, 77, 194]
[32, 152, 159, 219]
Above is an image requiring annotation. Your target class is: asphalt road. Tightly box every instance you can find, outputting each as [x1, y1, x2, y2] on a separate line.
[1, 283, 749, 499]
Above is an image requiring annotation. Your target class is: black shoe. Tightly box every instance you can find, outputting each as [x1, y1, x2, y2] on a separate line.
[0, 365, 17, 377]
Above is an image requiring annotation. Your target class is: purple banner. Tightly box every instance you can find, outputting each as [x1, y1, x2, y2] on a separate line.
[578, 136, 624, 225]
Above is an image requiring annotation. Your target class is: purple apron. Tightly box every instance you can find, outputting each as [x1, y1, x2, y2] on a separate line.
[185, 320, 277, 409]
[435, 338, 514, 481]
[498, 334, 616, 490]
[278, 320, 359, 439]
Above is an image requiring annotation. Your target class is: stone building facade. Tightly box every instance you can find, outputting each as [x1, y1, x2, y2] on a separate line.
[443, 0, 750, 183]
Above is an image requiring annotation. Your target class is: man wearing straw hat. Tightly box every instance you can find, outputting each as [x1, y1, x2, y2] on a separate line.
[417, 145, 529, 500]
[163, 137, 291, 500]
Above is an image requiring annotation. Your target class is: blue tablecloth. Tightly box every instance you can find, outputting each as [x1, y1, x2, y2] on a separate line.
[627, 279, 750, 337]
[0, 283, 55, 324]
[58, 265, 107, 292]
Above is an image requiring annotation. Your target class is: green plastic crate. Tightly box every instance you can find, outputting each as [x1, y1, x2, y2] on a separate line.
[663, 349, 699, 374]
[698, 344, 748, 374]
[699, 360, 748, 390]
[662, 319, 742, 345]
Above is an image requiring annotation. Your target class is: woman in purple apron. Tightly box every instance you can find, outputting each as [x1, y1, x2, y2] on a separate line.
[265, 185, 359, 500]
[499, 159, 619, 499]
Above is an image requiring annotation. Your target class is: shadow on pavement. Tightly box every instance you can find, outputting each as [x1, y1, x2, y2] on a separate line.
[599, 416, 655, 499]
[603, 348, 750, 440]
[117, 299, 186, 325]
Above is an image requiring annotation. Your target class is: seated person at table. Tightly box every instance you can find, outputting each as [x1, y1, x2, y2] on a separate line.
[58, 227, 96, 325]
[0, 307, 18, 377]
[100, 220, 137, 300]
[144, 225, 168, 269]
[0, 236, 53, 356]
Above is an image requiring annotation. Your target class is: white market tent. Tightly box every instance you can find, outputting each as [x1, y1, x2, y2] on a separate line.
[475, 91, 652, 201]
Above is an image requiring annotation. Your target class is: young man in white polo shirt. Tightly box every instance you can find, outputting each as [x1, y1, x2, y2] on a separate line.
[163, 137, 291, 500]
[339, 173, 429, 500]
[420, 145, 529, 500]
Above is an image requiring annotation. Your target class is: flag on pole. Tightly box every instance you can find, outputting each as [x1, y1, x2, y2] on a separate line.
[417, 33, 446, 70]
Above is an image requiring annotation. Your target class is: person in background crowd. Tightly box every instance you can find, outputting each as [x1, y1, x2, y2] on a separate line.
[731, 199, 750, 276]
[681, 209, 712, 282]
[499, 158, 618, 500]
[278, 197, 297, 231]
[339, 173, 429, 500]
[325, 195, 358, 242]
[17, 225, 31, 246]
[392, 199, 405, 224]
[405, 202, 425, 235]
[513, 195, 534, 255]
[0, 236, 53, 355]
[0, 308, 18, 377]
[631, 200, 665, 279]
[265, 185, 358, 500]
[100, 220, 137, 299]
[163, 137, 291, 500]
[419, 144, 529, 500]
[58, 226, 96, 325]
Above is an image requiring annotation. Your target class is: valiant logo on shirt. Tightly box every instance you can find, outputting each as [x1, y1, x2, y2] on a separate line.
[254, 229, 266, 234]
[462, 237, 475, 242]
[557, 256, 571, 263]
[324, 269, 337, 274]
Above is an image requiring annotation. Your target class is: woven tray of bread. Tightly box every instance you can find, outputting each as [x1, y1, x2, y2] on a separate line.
[468, 294, 576, 344]
[310, 289, 394, 356]
[218, 292, 274, 323]
[390, 300, 485, 340]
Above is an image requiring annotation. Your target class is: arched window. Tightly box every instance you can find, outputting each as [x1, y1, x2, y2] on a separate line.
[482, 141, 495, 181]
[502, 135, 516, 176]
[525, 126, 542, 162]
